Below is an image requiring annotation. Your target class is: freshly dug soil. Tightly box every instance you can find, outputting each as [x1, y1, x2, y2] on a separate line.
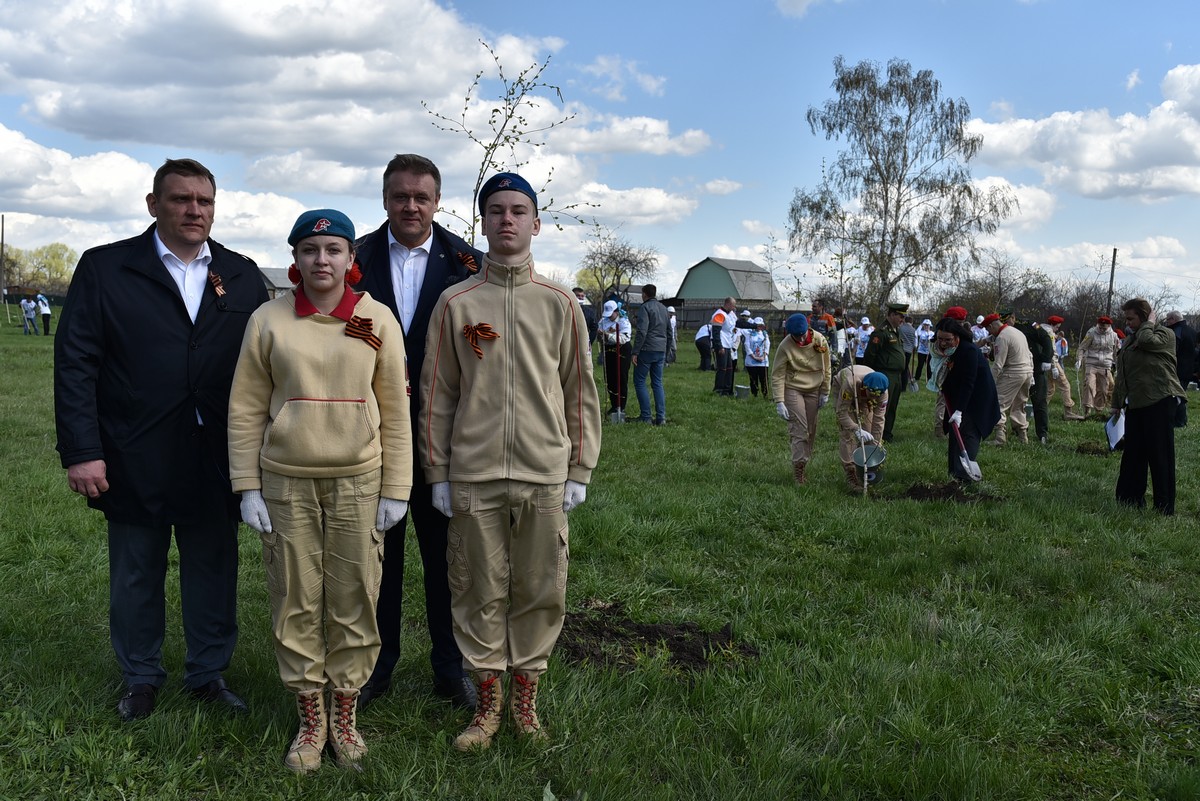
[557, 599, 759, 672]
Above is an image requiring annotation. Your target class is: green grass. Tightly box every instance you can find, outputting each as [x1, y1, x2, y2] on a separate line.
[3, 320, 1200, 800]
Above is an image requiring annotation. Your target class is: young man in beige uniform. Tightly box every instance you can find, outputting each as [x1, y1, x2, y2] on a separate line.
[420, 172, 602, 751]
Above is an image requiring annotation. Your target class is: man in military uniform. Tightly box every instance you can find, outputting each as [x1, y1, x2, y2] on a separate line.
[862, 302, 907, 442]
[1077, 316, 1120, 416]
[1043, 315, 1083, 420]
[1004, 309, 1055, 443]
[985, 312, 1033, 444]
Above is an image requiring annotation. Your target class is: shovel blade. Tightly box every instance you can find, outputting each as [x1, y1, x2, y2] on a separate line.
[958, 451, 983, 482]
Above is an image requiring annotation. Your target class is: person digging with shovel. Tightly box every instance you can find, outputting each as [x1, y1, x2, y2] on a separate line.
[935, 317, 1001, 483]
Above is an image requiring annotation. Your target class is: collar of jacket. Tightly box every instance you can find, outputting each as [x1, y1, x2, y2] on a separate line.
[481, 255, 534, 287]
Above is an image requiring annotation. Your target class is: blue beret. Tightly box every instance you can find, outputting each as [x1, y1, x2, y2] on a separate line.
[289, 209, 355, 246]
[785, 313, 809, 336]
[863, 371, 889, 391]
[478, 172, 537, 215]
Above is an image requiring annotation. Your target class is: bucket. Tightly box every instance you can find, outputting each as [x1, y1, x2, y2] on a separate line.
[734, 385, 750, 399]
[852, 443, 888, 486]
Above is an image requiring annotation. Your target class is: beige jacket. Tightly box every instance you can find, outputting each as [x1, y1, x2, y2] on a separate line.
[770, 332, 832, 399]
[420, 256, 602, 485]
[227, 290, 412, 499]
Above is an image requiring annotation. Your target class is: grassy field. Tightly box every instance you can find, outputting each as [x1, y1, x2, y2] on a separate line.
[2, 317, 1199, 800]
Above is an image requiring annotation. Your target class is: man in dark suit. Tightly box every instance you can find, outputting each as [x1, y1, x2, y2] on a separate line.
[54, 158, 268, 721]
[353, 154, 481, 710]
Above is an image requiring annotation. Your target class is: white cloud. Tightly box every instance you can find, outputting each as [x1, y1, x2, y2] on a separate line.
[574, 183, 699, 226]
[580, 55, 667, 102]
[703, 179, 742, 195]
[556, 114, 710, 156]
[1126, 69, 1142, 91]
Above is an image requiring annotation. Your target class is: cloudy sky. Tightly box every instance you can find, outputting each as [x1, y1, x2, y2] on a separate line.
[3, 0, 1200, 308]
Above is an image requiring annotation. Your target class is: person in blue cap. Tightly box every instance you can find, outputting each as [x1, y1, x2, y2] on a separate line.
[228, 209, 411, 772]
[420, 171, 602, 751]
[832, 364, 889, 490]
[771, 312, 831, 485]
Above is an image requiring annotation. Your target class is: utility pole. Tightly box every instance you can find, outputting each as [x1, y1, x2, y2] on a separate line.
[1106, 247, 1117, 317]
[1, 214, 8, 324]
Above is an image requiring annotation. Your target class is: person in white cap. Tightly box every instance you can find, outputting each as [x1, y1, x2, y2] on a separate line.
[971, 315, 990, 346]
[914, 318, 935, 381]
[855, 316, 873, 359]
[598, 298, 632, 415]
[744, 317, 771, 397]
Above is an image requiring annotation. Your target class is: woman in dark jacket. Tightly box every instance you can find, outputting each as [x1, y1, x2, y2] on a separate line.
[935, 317, 1001, 481]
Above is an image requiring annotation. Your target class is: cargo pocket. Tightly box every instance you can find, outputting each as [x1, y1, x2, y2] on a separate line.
[555, 524, 569, 590]
[446, 525, 472, 594]
[368, 524, 386, 600]
[260, 529, 286, 597]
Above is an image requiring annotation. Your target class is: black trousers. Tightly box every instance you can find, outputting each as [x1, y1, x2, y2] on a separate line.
[1116, 396, 1177, 515]
[603, 344, 632, 411]
[371, 478, 466, 684]
[713, 348, 734, 395]
[695, 336, 712, 371]
[747, 366, 768, 396]
[915, 352, 931, 381]
[946, 414, 983, 482]
[1030, 369, 1049, 439]
[108, 518, 238, 688]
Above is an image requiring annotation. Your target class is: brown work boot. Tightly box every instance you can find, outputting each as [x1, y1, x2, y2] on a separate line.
[792, 460, 808, 486]
[843, 463, 862, 491]
[510, 671, 547, 741]
[328, 688, 367, 767]
[1064, 407, 1084, 421]
[284, 690, 326, 774]
[1016, 428, 1028, 444]
[453, 671, 504, 751]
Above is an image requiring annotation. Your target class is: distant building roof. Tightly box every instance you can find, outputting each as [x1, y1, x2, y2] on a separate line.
[676, 257, 782, 305]
[259, 268, 294, 297]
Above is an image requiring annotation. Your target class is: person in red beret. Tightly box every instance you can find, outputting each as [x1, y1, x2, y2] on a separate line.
[1042, 315, 1083, 419]
[985, 312, 1033, 444]
[1076, 316, 1119, 416]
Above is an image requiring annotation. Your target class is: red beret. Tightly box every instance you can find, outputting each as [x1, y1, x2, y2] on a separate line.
[943, 306, 968, 321]
[982, 313, 1001, 325]
[1046, 315, 1064, 325]
[1098, 316, 1112, 324]
[1115, 328, 1125, 339]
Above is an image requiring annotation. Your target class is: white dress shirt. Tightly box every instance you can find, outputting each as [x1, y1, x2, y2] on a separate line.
[389, 228, 433, 333]
[154, 230, 211, 324]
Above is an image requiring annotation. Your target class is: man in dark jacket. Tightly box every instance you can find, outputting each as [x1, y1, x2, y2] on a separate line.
[862, 302, 908, 442]
[631, 284, 670, 424]
[1164, 311, 1195, 427]
[353, 154, 481, 710]
[54, 158, 268, 721]
[1009, 309, 1056, 443]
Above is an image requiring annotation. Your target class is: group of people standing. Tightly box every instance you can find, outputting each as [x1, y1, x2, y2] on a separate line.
[53, 156, 601, 772]
[18, 291, 51, 335]
[763, 298, 1188, 516]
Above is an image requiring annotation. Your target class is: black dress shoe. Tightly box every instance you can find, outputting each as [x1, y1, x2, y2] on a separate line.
[433, 675, 478, 710]
[357, 677, 391, 710]
[189, 677, 249, 714]
[117, 683, 158, 722]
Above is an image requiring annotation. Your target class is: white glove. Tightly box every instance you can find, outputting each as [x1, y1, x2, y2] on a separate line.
[948, 410, 963, 427]
[431, 482, 452, 518]
[376, 497, 408, 531]
[818, 393, 829, 409]
[775, 402, 790, 421]
[854, 428, 874, 444]
[563, 480, 587, 513]
[1052, 367, 1060, 380]
[240, 490, 272, 534]
[1040, 362, 1052, 373]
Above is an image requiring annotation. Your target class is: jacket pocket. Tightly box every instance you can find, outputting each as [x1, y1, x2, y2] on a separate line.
[262, 398, 374, 470]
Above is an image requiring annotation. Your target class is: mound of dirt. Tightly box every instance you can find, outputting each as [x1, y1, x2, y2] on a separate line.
[557, 599, 758, 672]
[901, 480, 999, 503]
[1075, 441, 1112, 456]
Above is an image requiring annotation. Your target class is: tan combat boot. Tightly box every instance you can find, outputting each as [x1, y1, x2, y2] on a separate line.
[843, 463, 862, 491]
[510, 670, 547, 741]
[328, 688, 367, 767]
[792, 460, 807, 486]
[284, 689, 326, 773]
[453, 671, 504, 751]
